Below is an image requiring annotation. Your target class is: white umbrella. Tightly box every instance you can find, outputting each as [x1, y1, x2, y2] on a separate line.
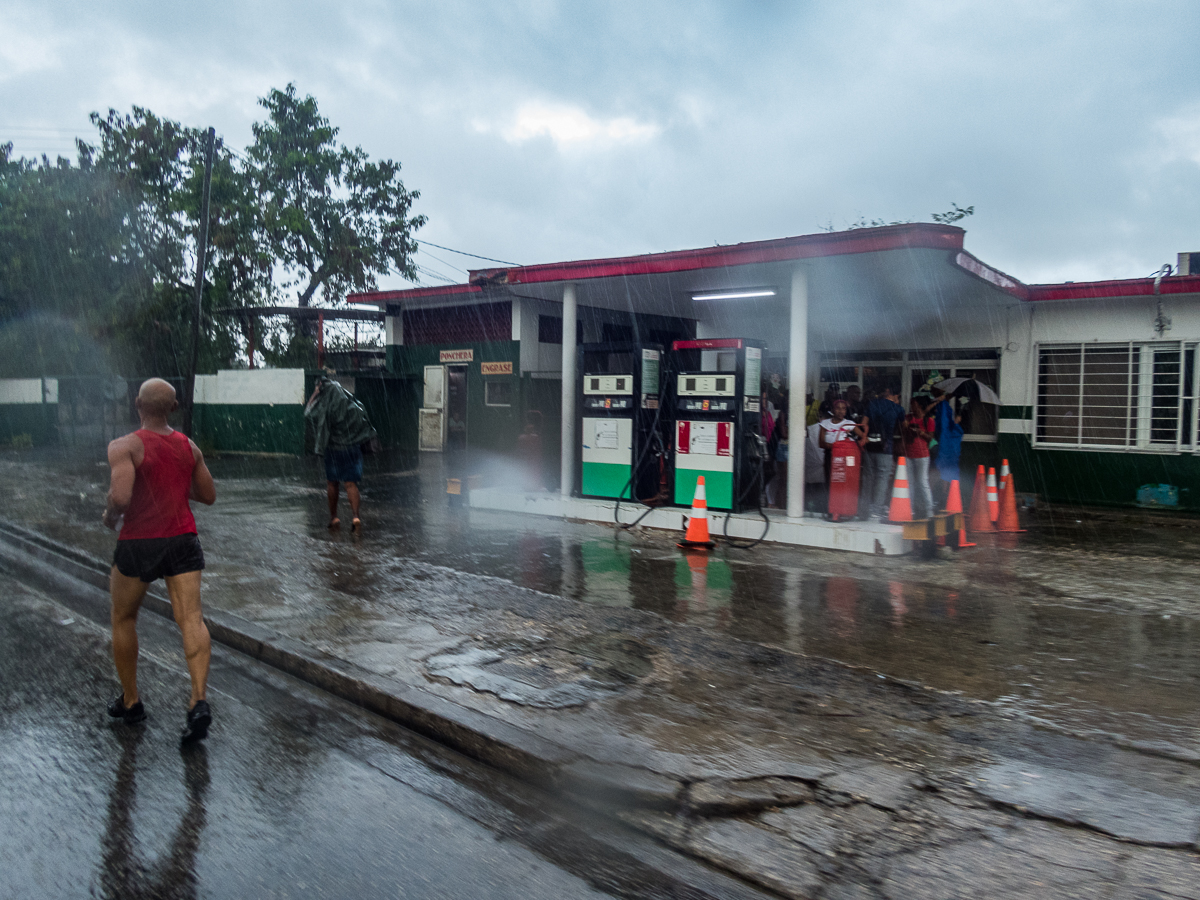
[933, 377, 1000, 405]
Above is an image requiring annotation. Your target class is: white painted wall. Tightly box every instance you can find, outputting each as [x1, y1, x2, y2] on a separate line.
[194, 369, 305, 405]
[0, 378, 57, 404]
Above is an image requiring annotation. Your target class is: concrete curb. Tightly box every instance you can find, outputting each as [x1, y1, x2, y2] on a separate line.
[0, 521, 777, 900]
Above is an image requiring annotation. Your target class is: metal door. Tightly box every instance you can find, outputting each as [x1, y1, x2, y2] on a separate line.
[446, 365, 468, 454]
[419, 365, 447, 451]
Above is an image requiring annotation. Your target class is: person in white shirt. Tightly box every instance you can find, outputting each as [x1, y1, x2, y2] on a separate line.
[818, 399, 866, 512]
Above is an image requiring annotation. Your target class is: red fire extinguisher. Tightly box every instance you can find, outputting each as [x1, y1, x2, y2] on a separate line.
[828, 439, 862, 521]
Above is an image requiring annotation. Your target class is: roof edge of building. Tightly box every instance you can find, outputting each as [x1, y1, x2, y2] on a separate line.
[473, 222, 966, 286]
[1028, 274, 1200, 302]
[348, 283, 481, 306]
[348, 223, 969, 305]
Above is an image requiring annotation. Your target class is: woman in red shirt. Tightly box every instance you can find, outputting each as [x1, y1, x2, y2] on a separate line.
[902, 399, 936, 519]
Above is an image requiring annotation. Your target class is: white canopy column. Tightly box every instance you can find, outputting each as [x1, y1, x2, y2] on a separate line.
[786, 267, 808, 519]
[560, 283, 578, 497]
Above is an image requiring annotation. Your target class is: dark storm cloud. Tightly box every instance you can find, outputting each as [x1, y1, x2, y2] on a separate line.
[2, 0, 1198, 286]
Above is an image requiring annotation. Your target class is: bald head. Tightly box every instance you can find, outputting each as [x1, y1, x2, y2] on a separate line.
[137, 378, 178, 418]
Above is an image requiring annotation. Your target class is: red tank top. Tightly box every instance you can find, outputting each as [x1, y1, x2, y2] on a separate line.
[119, 429, 198, 540]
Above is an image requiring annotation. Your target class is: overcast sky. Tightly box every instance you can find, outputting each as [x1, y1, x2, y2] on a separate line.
[3, 0, 1198, 291]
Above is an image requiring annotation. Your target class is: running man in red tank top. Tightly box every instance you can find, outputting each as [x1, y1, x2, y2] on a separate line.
[102, 378, 217, 743]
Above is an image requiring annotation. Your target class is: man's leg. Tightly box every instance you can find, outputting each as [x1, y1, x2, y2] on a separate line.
[163, 570, 210, 707]
[860, 453, 878, 517]
[910, 457, 933, 519]
[327, 481, 340, 526]
[346, 481, 361, 524]
[874, 455, 896, 516]
[110, 568, 150, 706]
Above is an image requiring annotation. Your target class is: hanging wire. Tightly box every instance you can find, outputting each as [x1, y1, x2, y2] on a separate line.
[416, 240, 518, 266]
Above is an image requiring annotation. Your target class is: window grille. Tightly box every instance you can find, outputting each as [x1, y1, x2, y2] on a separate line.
[1034, 342, 1197, 450]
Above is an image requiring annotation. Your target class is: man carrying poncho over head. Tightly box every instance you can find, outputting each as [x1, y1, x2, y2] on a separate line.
[305, 374, 378, 530]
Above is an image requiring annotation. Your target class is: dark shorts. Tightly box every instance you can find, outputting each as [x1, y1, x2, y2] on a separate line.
[114, 533, 205, 583]
[324, 444, 363, 484]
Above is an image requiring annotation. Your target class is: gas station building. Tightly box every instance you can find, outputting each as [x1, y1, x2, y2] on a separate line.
[348, 224, 1200, 550]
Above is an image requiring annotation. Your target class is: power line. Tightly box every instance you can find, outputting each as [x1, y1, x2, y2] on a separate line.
[415, 239, 517, 266]
[415, 264, 459, 285]
[418, 247, 468, 275]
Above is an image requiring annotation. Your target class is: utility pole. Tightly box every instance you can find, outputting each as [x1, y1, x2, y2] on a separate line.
[183, 127, 216, 436]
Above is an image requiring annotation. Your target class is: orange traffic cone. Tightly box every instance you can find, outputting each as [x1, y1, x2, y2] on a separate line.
[678, 476, 715, 549]
[943, 479, 975, 548]
[968, 464, 996, 534]
[996, 471, 1026, 532]
[986, 467, 1000, 522]
[998, 458, 1010, 496]
[887, 457, 913, 523]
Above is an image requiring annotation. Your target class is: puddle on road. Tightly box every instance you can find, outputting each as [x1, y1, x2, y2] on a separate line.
[236, 461, 1200, 754]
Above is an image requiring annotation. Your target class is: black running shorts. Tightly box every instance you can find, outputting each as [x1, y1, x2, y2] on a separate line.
[113, 533, 205, 583]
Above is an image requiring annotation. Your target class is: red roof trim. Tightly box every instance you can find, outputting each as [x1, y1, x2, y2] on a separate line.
[482, 223, 965, 285]
[348, 283, 481, 305]
[1028, 275, 1200, 302]
[952, 251, 1029, 300]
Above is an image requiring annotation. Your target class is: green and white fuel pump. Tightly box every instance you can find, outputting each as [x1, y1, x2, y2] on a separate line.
[577, 342, 664, 501]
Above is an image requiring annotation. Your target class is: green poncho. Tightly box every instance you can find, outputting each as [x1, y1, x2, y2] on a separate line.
[304, 375, 376, 455]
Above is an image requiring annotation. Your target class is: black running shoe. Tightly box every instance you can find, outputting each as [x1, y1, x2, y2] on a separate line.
[107, 693, 146, 724]
[181, 700, 212, 744]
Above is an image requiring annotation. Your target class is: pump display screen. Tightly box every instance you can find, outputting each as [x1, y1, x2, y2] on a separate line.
[676, 374, 736, 397]
[583, 374, 633, 395]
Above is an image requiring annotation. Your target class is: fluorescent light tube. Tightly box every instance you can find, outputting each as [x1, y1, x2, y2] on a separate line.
[691, 289, 777, 301]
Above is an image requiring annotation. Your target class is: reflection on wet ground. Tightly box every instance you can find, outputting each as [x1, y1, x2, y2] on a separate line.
[3, 448, 1198, 756]
[0, 576, 617, 899]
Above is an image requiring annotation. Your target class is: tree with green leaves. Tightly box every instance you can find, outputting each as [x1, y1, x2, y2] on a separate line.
[84, 107, 270, 375]
[2, 84, 423, 377]
[248, 83, 426, 309]
[0, 143, 145, 375]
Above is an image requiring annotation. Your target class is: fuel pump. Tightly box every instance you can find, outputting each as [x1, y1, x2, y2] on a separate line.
[668, 339, 766, 513]
[577, 342, 665, 501]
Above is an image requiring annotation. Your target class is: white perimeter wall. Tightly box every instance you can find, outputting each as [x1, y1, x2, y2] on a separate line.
[195, 369, 305, 405]
[0, 378, 58, 404]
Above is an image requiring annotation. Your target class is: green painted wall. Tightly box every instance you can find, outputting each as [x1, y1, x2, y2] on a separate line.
[389, 342, 523, 457]
[354, 374, 421, 467]
[0, 404, 56, 446]
[520, 373, 562, 491]
[192, 404, 306, 455]
[998, 434, 1200, 511]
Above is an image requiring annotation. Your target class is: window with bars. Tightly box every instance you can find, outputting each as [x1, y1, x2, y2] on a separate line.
[1035, 343, 1197, 450]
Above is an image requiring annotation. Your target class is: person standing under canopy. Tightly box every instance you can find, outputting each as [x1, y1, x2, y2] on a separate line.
[901, 398, 937, 519]
[103, 378, 217, 744]
[305, 373, 378, 530]
[860, 386, 905, 520]
[932, 390, 963, 500]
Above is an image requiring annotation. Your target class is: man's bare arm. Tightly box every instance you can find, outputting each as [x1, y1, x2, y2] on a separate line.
[103, 436, 137, 529]
[189, 440, 217, 505]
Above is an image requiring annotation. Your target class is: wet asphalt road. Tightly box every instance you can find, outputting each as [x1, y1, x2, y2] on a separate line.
[0, 574, 622, 900]
[3, 447, 1199, 755]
